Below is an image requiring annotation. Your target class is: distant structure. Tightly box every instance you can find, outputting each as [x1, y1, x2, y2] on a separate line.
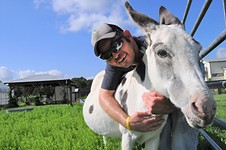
[4, 74, 76, 104]
[203, 57, 226, 81]
[0, 83, 9, 106]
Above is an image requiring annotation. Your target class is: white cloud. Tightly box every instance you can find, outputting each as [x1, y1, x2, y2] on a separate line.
[34, 0, 131, 32]
[216, 48, 226, 58]
[44, 70, 64, 77]
[0, 67, 15, 82]
[0, 66, 65, 82]
[33, 0, 50, 9]
[18, 70, 37, 79]
[18, 69, 65, 79]
[52, 0, 109, 14]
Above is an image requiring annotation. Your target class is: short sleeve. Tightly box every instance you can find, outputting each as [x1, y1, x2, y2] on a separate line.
[101, 64, 133, 90]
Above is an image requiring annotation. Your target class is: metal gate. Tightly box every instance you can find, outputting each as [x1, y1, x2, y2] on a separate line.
[182, 0, 226, 149]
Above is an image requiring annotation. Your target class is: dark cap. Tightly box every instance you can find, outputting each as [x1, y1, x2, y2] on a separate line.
[91, 23, 123, 56]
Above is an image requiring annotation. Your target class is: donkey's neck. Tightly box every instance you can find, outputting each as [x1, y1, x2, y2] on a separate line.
[135, 58, 153, 91]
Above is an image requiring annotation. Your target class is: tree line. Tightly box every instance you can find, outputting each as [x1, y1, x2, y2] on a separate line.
[71, 77, 93, 90]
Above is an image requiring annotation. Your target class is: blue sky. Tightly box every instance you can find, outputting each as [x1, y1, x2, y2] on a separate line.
[0, 0, 225, 82]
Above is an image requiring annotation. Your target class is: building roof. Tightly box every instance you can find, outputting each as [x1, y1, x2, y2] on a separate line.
[203, 57, 226, 62]
[5, 74, 71, 85]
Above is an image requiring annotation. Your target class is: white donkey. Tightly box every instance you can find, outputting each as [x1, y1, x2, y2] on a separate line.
[83, 2, 216, 150]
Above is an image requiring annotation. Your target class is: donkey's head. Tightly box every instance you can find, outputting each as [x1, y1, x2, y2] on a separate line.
[125, 2, 216, 128]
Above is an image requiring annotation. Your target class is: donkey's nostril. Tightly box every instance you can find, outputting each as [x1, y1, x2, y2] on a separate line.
[191, 102, 204, 117]
[192, 102, 198, 112]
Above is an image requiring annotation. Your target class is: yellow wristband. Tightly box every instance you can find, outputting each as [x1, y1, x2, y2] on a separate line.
[126, 116, 131, 130]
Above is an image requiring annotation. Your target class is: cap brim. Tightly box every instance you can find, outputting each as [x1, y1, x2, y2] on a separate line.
[94, 32, 116, 56]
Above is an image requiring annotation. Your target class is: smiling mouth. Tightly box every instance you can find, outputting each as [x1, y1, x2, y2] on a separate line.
[117, 53, 127, 63]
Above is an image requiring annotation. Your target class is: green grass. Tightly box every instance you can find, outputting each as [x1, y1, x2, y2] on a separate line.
[214, 94, 226, 121]
[0, 104, 120, 150]
[197, 94, 226, 150]
[0, 93, 225, 149]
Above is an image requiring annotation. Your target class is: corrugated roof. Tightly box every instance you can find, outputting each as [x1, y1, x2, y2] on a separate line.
[5, 74, 69, 84]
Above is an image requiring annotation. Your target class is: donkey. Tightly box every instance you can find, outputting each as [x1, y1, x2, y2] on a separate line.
[83, 2, 216, 150]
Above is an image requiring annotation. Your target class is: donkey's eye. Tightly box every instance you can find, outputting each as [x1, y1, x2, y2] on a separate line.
[157, 50, 168, 58]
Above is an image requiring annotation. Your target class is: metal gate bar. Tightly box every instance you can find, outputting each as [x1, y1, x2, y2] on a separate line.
[199, 29, 226, 59]
[223, 0, 226, 25]
[191, 0, 213, 36]
[199, 129, 222, 150]
[182, 0, 192, 25]
[213, 117, 226, 130]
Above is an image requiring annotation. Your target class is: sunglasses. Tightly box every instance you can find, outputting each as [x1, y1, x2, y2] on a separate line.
[100, 35, 124, 61]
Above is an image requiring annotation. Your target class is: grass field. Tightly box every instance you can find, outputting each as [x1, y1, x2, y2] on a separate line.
[213, 94, 226, 121]
[198, 94, 226, 149]
[0, 94, 225, 149]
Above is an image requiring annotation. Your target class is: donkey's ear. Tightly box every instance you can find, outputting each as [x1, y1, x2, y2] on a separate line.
[159, 6, 183, 26]
[125, 1, 159, 32]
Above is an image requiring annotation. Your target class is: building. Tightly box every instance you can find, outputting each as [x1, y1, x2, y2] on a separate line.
[0, 83, 9, 106]
[4, 74, 76, 104]
[203, 57, 226, 81]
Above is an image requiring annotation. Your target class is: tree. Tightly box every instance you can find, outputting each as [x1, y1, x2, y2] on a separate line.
[86, 79, 93, 90]
[71, 77, 93, 91]
[71, 77, 87, 88]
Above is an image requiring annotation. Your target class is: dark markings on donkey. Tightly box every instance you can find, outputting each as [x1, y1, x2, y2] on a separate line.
[119, 90, 128, 113]
[121, 77, 127, 86]
[136, 60, 146, 82]
[89, 105, 94, 114]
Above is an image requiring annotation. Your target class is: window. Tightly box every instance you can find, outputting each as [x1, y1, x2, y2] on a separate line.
[212, 73, 224, 77]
